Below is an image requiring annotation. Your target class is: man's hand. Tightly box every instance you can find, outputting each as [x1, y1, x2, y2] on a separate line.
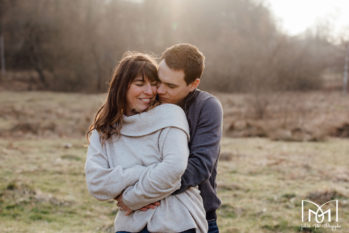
[115, 195, 161, 214]
[139, 201, 161, 211]
[115, 195, 133, 216]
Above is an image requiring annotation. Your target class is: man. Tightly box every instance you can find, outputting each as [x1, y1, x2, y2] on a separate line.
[118, 43, 222, 233]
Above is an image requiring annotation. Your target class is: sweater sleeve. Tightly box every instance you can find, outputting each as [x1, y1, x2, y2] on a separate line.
[174, 96, 223, 194]
[85, 130, 146, 201]
[121, 127, 189, 210]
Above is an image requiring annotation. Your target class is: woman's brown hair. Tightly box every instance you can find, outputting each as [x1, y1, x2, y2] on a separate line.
[87, 52, 159, 143]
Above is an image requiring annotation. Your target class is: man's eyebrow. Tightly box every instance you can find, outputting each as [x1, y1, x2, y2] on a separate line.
[163, 82, 178, 86]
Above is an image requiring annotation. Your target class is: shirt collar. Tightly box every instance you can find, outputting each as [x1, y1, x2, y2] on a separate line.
[179, 89, 199, 113]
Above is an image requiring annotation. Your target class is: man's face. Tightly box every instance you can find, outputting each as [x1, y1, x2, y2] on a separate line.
[157, 59, 197, 104]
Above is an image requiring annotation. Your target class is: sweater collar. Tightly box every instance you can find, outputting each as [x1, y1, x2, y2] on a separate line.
[120, 104, 189, 138]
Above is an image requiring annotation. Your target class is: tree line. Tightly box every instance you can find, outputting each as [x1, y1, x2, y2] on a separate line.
[0, 0, 344, 92]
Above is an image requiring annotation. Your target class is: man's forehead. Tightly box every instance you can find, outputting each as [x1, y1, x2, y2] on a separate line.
[159, 74, 184, 87]
[158, 61, 185, 84]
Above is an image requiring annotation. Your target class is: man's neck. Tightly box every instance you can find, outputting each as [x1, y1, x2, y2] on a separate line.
[178, 89, 199, 110]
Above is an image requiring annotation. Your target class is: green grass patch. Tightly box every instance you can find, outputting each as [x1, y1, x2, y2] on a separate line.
[61, 154, 82, 161]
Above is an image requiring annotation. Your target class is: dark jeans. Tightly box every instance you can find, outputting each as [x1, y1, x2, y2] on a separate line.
[116, 227, 196, 233]
[208, 219, 219, 233]
[116, 220, 219, 233]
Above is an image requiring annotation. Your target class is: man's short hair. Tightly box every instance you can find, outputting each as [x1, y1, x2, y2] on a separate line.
[161, 43, 205, 85]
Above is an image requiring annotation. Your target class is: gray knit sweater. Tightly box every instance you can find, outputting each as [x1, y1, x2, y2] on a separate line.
[85, 104, 208, 233]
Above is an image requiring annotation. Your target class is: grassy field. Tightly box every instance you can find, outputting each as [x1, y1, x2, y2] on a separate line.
[0, 91, 348, 233]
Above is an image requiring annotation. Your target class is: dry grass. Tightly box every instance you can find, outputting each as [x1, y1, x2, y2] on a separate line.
[0, 138, 116, 233]
[0, 91, 348, 232]
[0, 91, 106, 138]
[218, 91, 349, 141]
[218, 137, 349, 233]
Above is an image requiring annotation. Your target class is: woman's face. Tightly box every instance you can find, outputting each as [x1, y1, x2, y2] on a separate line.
[125, 76, 158, 115]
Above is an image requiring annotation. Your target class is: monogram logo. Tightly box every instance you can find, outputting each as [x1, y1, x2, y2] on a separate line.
[301, 200, 339, 223]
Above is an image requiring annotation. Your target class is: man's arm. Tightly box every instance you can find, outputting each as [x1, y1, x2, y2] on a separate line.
[174, 96, 223, 194]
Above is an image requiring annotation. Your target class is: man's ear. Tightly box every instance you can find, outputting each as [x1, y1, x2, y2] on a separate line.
[189, 78, 200, 91]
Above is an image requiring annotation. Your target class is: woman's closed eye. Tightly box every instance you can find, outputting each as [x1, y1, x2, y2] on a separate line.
[134, 81, 145, 86]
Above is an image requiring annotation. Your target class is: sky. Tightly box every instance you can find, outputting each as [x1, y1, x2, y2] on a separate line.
[265, 0, 349, 40]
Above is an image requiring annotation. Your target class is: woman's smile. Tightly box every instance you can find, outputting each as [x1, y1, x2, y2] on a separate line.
[139, 97, 152, 104]
[126, 76, 157, 115]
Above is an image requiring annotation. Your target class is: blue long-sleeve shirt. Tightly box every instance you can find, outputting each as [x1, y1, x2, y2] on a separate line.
[174, 89, 223, 220]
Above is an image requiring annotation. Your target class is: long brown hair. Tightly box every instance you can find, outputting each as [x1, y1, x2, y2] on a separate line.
[87, 52, 159, 143]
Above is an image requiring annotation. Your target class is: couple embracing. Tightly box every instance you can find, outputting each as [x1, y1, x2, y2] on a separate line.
[85, 43, 222, 233]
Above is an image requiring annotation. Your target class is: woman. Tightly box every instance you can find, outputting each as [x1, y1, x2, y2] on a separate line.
[85, 52, 207, 233]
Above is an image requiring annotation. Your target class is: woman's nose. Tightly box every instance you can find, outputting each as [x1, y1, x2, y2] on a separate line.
[157, 83, 165, 94]
[144, 83, 153, 95]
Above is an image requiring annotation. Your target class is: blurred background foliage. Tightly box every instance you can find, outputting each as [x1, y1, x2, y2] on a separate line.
[0, 0, 345, 92]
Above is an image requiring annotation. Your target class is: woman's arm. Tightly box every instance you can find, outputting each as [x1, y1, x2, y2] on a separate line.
[121, 127, 189, 210]
[85, 130, 146, 201]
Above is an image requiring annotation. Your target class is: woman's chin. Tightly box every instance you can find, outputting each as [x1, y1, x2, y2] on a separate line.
[135, 101, 156, 113]
[137, 105, 150, 113]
